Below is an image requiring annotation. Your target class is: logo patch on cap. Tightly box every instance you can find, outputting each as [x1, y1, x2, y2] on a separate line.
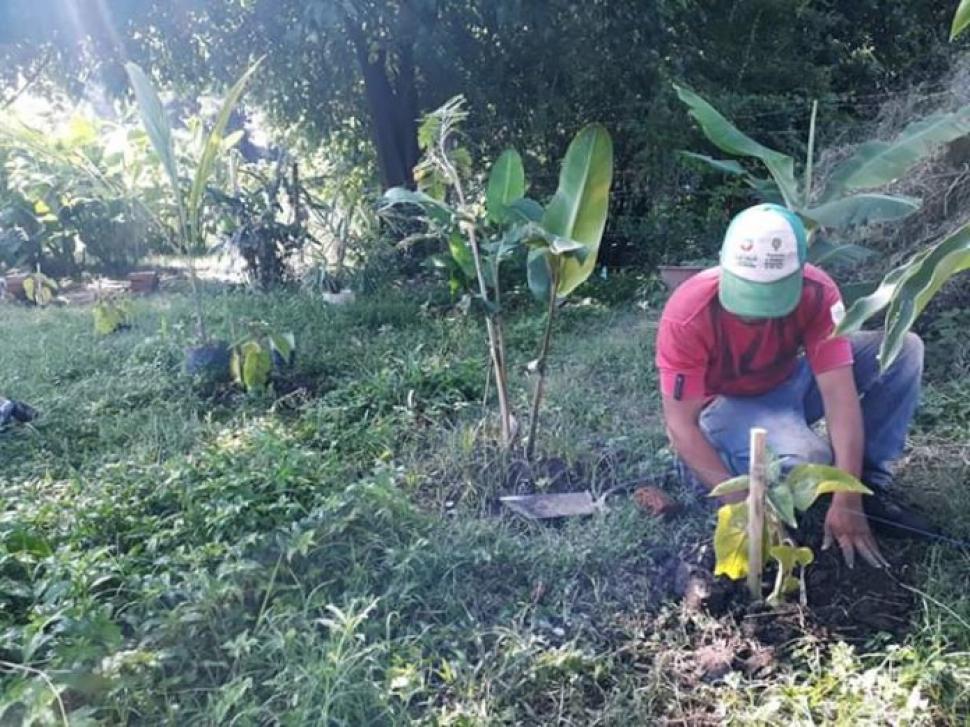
[721, 207, 802, 283]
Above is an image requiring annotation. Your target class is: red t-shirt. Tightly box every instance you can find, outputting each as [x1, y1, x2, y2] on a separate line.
[655, 265, 853, 400]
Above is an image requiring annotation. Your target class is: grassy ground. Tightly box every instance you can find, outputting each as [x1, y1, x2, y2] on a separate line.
[1, 277, 969, 725]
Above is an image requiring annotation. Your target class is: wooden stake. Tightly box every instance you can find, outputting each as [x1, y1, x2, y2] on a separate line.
[747, 427, 767, 600]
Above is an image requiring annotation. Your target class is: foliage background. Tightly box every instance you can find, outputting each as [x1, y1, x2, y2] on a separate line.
[1, 0, 966, 275]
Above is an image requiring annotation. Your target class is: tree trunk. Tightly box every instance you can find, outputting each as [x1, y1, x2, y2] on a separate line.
[346, 20, 420, 190]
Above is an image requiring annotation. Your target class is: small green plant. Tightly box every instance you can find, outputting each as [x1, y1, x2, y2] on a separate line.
[21, 272, 57, 306]
[125, 59, 261, 342]
[229, 324, 295, 393]
[709, 463, 872, 605]
[92, 296, 133, 335]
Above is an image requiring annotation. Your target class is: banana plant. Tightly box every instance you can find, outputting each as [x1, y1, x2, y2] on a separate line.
[832, 2, 970, 370]
[518, 124, 613, 459]
[380, 97, 528, 449]
[710, 463, 872, 605]
[380, 99, 612, 455]
[125, 59, 261, 341]
[674, 84, 970, 266]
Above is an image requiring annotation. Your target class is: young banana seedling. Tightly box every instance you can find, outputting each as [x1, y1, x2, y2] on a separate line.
[709, 460, 873, 606]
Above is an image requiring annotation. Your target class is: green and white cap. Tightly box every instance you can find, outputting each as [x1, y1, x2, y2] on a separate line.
[719, 203, 807, 318]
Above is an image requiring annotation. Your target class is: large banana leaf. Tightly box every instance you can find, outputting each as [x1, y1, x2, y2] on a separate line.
[187, 59, 262, 247]
[673, 84, 800, 209]
[804, 193, 921, 228]
[486, 149, 525, 223]
[834, 259, 921, 337]
[806, 238, 876, 267]
[125, 63, 180, 198]
[538, 123, 613, 297]
[678, 151, 747, 177]
[822, 108, 970, 198]
[379, 187, 455, 226]
[953, 0, 970, 39]
[878, 223, 970, 368]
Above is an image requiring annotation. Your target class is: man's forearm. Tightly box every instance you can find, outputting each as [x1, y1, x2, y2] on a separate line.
[826, 401, 864, 478]
[822, 382, 866, 511]
[669, 425, 733, 490]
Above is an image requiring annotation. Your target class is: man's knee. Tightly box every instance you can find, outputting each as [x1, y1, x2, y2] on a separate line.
[897, 332, 924, 376]
[777, 437, 833, 468]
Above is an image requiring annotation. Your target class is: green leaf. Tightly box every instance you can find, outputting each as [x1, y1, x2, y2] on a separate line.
[125, 63, 180, 198]
[804, 194, 921, 229]
[953, 0, 970, 39]
[878, 223, 970, 369]
[769, 544, 814, 571]
[188, 58, 262, 248]
[673, 83, 800, 209]
[93, 301, 124, 335]
[448, 231, 477, 282]
[487, 149, 526, 223]
[786, 464, 873, 512]
[767, 484, 797, 528]
[269, 333, 296, 364]
[541, 123, 613, 296]
[241, 341, 271, 392]
[823, 108, 970, 197]
[526, 248, 554, 303]
[806, 238, 877, 267]
[708, 475, 750, 497]
[380, 187, 454, 226]
[767, 545, 814, 605]
[834, 260, 917, 336]
[713, 502, 750, 580]
[504, 198, 545, 224]
[678, 151, 747, 176]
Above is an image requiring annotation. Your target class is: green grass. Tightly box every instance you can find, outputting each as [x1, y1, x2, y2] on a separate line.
[1, 284, 970, 724]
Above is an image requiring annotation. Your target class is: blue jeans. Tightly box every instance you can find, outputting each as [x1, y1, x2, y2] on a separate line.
[677, 331, 923, 494]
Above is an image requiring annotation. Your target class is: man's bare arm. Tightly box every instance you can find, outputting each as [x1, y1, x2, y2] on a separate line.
[815, 366, 888, 568]
[661, 394, 732, 491]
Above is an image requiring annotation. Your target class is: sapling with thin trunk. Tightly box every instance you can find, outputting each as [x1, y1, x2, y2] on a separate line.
[125, 59, 261, 343]
[710, 455, 873, 605]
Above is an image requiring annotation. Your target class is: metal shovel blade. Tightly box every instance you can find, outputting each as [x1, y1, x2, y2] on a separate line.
[500, 492, 602, 519]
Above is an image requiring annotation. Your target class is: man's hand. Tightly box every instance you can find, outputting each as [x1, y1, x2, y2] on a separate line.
[823, 492, 889, 568]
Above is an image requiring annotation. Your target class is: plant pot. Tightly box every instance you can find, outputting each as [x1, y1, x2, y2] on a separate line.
[4, 274, 27, 301]
[184, 341, 231, 381]
[321, 289, 356, 305]
[128, 271, 160, 294]
[658, 265, 706, 291]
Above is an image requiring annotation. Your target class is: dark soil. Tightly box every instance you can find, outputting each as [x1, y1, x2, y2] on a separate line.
[501, 452, 919, 645]
[664, 528, 918, 646]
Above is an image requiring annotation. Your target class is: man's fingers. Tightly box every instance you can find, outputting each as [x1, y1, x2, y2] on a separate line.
[837, 536, 855, 569]
[855, 538, 885, 569]
[822, 526, 832, 551]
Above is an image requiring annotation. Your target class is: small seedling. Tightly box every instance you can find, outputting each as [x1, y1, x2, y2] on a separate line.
[93, 296, 132, 335]
[22, 272, 57, 306]
[709, 461, 872, 606]
[229, 323, 295, 393]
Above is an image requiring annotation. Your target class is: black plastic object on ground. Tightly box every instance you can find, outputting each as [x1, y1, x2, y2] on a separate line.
[0, 398, 38, 428]
[184, 342, 231, 382]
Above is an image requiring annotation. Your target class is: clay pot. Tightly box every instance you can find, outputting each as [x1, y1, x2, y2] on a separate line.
[658, 265, 706, 291]
[128, 271, 160, 294]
